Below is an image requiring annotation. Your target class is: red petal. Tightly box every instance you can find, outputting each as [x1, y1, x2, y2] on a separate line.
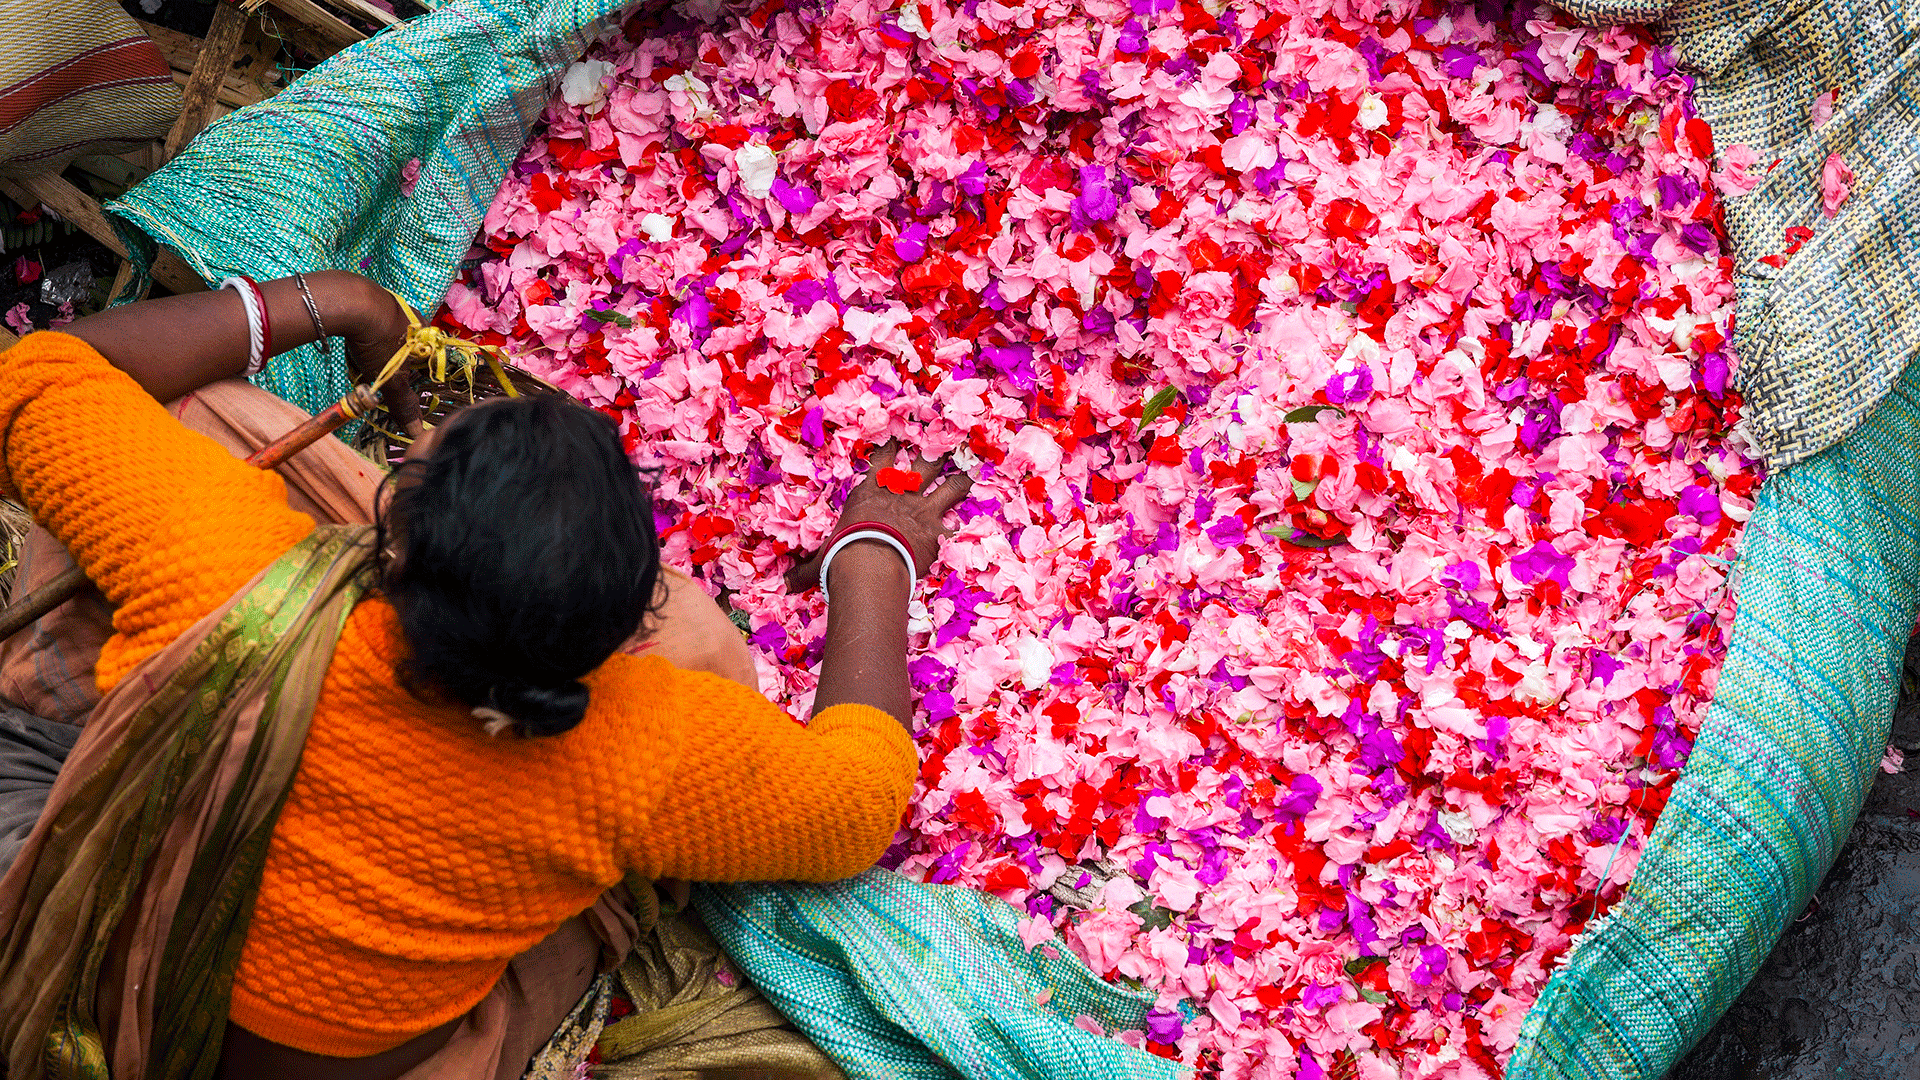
[877, 467, 924, 493]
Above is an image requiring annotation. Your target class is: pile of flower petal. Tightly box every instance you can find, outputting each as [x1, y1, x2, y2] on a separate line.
[445, 0, 1761, 1074]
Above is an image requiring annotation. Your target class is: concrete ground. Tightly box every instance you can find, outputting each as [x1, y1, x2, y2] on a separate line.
[1670, 643, 1920, 1079]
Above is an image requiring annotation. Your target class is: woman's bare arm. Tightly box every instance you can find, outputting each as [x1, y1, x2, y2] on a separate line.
[60, 270, 419, 428]
[811, 543, 915, 723]
[795, 443, 972, 729]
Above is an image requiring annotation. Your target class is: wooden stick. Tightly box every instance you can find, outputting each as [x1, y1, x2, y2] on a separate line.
[165, 69, 254, 114]
[0, 175, 123, 259]
[0, 385, 378, 641]
[140, 16, 285, 102]
[137, 17, 210, 70]
[312, 0, 399, 28]
[69, 152, 150, 191]
[150, 248, 207, 297]
[248, 385, 377, 470]
[164, 0, 251, 160]
[0, 565, 88, 642]
[108, 260, 147, 305]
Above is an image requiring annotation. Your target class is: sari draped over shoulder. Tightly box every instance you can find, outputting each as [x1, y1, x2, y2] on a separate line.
[0, 525, 372, 1080]
[0, 380, 834, 1080]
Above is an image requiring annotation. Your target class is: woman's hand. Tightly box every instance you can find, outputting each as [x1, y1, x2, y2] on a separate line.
[330, 275, 424, 438]
[795, 440, 973, 730]
[785, 440, 973, 593]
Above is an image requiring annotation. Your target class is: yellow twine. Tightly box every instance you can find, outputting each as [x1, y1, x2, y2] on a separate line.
[359, 413, 414, 449]
[369, 289, 517, 398]
[332, 383, 415, 451]
[325, 291, 529, 450]
[483, 351, 521, 398]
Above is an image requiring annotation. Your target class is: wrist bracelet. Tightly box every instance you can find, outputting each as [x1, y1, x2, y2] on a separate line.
[250, 276, 275, 362]
[827, 519, 914, 564]
[820, 529, 917, 603]
[219, 275, 268, 375]
[293, 272, 330, 340]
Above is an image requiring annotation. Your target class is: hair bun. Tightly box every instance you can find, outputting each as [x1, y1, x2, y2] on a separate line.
[379, 395, 659, 740]
[486, 680, 591, 738]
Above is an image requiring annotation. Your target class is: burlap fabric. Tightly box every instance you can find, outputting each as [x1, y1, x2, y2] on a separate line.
[1560, 0, 1920, 468]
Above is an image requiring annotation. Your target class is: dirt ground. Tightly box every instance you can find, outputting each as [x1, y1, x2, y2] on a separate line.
[1672, 638, 1920, 1079]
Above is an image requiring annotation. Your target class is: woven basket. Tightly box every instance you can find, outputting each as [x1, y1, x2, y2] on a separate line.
[358, 353, 567, 465]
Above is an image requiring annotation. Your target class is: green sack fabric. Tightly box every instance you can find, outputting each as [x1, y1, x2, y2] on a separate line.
[106, 0, 631, 419]
[1506, 329, 1920, 1075]
[695, 871, 1190, 1080]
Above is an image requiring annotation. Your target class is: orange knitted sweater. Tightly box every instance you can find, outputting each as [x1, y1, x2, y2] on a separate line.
[0, 333, 919, 1056]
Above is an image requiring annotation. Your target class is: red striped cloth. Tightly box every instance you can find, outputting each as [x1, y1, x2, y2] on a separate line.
[0, 0, 179, 173]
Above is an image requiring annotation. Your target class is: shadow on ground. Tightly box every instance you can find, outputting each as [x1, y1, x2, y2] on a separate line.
[1670, 638, 1920, 1080]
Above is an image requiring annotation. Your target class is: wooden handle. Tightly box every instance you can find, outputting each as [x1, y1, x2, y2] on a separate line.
[0, 564, 88, 641]
[244, 386, 377, 470]
[0, 385, 378, 641]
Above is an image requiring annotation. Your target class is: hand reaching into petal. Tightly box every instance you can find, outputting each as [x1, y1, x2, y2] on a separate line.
[786, 439, 974, 593]
[788, 440, 974, 728]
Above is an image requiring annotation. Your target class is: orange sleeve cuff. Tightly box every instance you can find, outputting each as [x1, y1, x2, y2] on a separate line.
[808, 701, 920, 781]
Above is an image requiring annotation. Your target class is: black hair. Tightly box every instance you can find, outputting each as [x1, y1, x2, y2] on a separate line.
[372, 395, 660, 738]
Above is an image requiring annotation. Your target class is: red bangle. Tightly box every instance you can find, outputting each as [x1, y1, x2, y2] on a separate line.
[245, 277, 274, 359]
[825, 520, 917, 576]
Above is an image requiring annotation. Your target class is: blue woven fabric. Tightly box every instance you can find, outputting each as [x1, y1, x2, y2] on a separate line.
[697, 871, 1189, 1080]
[106, 0, 628, 418]
[1506, 357, 1920, 1075]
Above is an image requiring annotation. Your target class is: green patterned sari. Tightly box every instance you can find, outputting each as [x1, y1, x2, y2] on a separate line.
[0, 526, 372, 1080]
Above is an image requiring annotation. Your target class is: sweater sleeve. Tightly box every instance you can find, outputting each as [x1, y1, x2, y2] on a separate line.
[0, 332, 315, 691]
[603, 657, 919, 883]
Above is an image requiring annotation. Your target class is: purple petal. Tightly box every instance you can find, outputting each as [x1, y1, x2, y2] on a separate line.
[1325, 366, 1374, 404]
[770, 177, 818, 214]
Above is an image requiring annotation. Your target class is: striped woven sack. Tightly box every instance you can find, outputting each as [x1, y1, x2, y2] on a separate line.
[1503, 0, 1920, 1072]
[695, 870, 1191, 1080]
[0, 0, 179, 175]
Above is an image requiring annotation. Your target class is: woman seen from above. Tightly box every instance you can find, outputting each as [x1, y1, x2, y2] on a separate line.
[0, 268, 971, 1078]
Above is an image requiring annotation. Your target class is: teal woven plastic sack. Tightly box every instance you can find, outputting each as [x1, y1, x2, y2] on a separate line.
[696, 871, 1189, 1080]
[1507, 361, 1920, 1075]
[107, 0, 630, 418]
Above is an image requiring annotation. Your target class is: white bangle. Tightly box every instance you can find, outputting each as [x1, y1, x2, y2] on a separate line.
[819, 529, 916, 603]
[219, 276, 267, 375]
